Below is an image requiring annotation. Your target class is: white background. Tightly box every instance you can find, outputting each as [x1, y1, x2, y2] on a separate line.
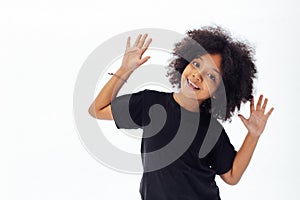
[1, 0, 300, 199]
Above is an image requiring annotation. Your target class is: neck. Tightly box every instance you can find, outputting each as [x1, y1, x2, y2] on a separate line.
[173, 92, 202, 113]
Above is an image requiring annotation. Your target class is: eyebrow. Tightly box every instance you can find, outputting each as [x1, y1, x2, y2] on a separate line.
[195, 56, 203, 61]
[194, 58, 221, 75]
[213, 68, 221, 75]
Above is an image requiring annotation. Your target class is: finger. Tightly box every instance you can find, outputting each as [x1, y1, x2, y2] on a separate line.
[140, 56, 151, 65]
[133, 34, 142, 47]
[137, 33, 148, 48]
[126, 37, 131, 49]
[144, 37, 152, 48]
[238, 114, 247, 126]
[266, 107, 274, 117]
[261, 98, 268, 113]
[250, 98, 255, 112]
[256, 95, 263, 111]
[141, 38, 152, 55]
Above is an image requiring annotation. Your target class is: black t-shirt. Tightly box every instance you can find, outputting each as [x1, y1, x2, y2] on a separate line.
[111, 89, 236, 200]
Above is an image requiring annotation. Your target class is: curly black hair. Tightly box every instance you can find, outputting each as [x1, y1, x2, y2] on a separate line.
[166, 26, 257, 121]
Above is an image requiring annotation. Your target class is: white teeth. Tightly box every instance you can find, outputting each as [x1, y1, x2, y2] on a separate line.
[188, 79, 199, 89]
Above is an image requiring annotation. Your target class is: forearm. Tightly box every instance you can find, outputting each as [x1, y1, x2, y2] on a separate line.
[89, 67, 132, 113]
[88, 34, 152, 119]
[229, 133, 260, 184]
[221, 95, 273, 185]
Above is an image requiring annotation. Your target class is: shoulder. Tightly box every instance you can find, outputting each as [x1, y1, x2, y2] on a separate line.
[209, 119, 233, 149]
[139, 89, 170, 95]
[201, 114, 224, 132]
[204, 116, 228, 147]
[133, 89, 171, 99]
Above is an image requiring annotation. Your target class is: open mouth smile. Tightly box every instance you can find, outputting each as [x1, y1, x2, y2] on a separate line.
[187, 79, 200, 90]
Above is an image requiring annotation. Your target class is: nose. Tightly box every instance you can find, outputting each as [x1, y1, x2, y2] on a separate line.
[192, 72, 203, 82]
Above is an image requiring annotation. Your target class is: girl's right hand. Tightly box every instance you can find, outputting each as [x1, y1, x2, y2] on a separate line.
[120, 33, 152, 72]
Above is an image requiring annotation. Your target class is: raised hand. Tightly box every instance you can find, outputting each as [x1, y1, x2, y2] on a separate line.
[121, 33, 152, 72]
[238, 95, 274, 137]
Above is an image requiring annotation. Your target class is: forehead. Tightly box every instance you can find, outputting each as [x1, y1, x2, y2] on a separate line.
[195, 54, 222, 72]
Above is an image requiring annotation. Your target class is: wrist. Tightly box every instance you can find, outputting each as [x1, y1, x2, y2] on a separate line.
[108, 67, 133, 83]
[247, 132, 261, 140]
[118, 66, 134, 75]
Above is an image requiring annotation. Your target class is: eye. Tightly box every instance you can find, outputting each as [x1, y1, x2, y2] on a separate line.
[192, 61, 200, 68]
[208, 73, 216, 81]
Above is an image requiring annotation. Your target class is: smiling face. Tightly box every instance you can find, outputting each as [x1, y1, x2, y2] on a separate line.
[179, 53, 222, 103]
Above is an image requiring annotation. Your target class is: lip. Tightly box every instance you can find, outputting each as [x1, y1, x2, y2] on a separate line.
[187, 78, 200, 90]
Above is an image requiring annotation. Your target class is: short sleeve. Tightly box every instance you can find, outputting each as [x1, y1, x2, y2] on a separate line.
[208, 129, 237, 175]
[111, 90, 148, 129]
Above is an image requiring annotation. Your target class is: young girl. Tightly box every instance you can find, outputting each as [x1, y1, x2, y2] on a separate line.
[89, 26, 274, 200]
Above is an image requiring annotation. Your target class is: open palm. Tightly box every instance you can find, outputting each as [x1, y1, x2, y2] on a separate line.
[238, 95, 274, 137]
[121, 33, 152, 72]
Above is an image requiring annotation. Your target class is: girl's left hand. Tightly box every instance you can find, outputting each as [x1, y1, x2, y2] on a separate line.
[238, 95, 274, 137]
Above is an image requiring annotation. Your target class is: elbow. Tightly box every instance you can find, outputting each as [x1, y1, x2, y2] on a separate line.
[88, 106, 98, 119]
[223, 175, 241, 186]
[88, 105, 113, 120]
[220, 170, 241, 186]
[88, 104, 102, 119]
[225, 178, 240, 186]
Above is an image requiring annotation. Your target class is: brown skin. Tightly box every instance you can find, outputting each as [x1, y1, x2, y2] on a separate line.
[174, 54, 274, 184]
[220, 95, 274, 185]
[173, 54, 222, 112]
[89, 34, 274, 185]
[88, 34, 151, 120]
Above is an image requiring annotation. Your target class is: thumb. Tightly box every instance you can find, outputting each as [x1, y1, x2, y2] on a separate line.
[140, 56, 151, 65]
[238, 114, 247, 125]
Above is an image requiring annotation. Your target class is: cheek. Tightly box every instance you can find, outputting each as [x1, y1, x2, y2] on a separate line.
[182, 65, 193, 74]
[203, 80, 219, 93]
[181, 69, 190, 81]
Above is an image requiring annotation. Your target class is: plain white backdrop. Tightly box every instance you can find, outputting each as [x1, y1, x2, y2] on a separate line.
[1, 0, 300, 199]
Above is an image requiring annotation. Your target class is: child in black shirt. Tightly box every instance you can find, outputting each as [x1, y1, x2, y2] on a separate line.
[89, 26, 274, 200]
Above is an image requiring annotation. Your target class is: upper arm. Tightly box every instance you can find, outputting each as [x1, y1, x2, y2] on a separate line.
[220, 169, 236, 185]
[88, 104, 114, 120]
[89, 90, 149, 129]
[207, 128, 236, 175]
